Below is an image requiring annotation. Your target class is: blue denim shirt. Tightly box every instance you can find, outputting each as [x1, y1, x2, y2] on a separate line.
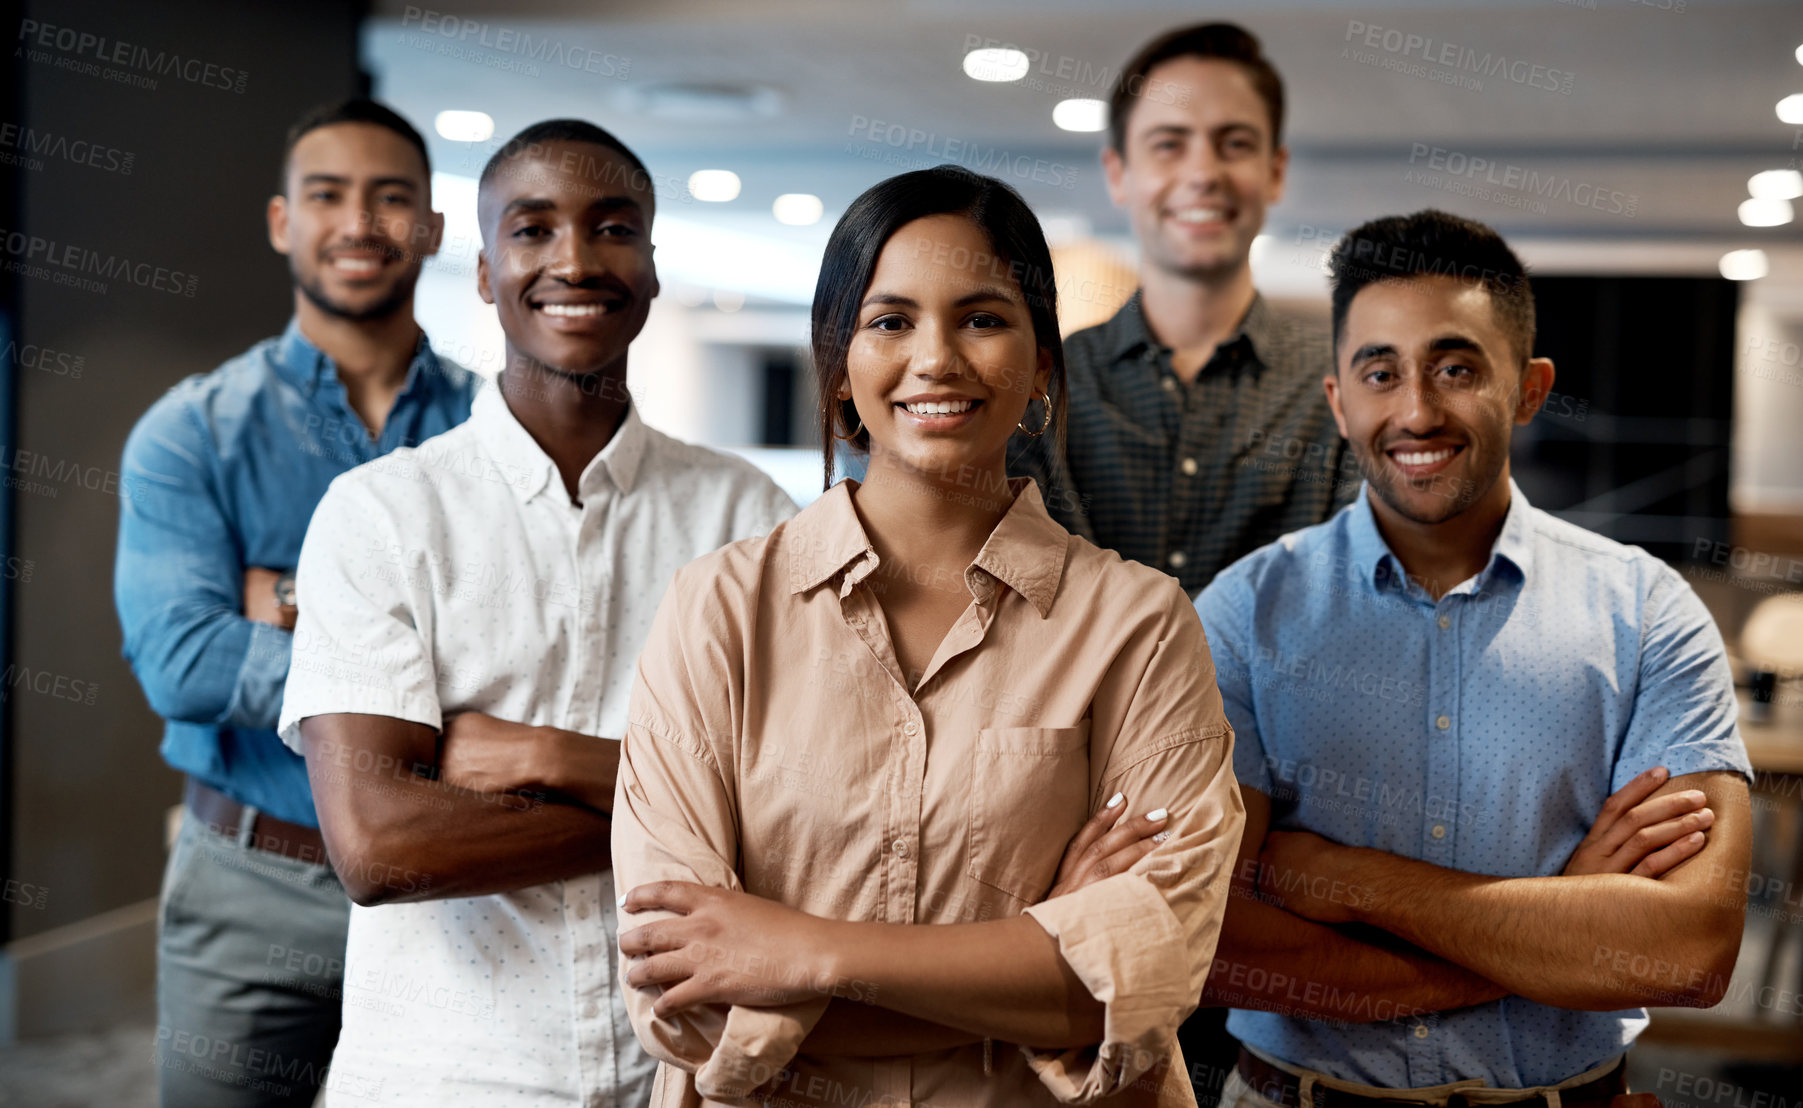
[1196, 480, 1751, 1088]
[115, 318, 478, 826]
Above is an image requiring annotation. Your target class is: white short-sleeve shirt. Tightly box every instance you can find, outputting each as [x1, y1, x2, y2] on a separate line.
[279, 382, 798, 1106]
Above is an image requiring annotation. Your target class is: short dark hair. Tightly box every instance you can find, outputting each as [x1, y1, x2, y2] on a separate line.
[1327, 209, 1535, 369]
[280, 99, 430, 194]
[477, 118, 653, 215]
[811, 165, 1066, 489]
[1109, 23, 1286, 155]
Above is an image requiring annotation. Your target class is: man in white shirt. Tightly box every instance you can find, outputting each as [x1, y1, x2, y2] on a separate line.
[278, 119, 797, 1105]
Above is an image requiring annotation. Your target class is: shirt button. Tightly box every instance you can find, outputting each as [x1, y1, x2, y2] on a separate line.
[892, 839, 909, 857]
[1180, 457, 1199, 476]
[903, 720, 919, 736]
[1432, 824, 1446, 839]
[1436, 715, 1451, 730]
[1437, 615, 1451, 630]
[1161, 376, 1178, 392]
[1413, 1024, 1430, 1039]
[583, 1000, 600, 1020]
[575, 901, 591, 920]
[1168, 551, 1188, 569]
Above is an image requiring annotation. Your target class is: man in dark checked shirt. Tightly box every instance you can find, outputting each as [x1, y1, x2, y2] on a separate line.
[1010, 23, 1356, 599]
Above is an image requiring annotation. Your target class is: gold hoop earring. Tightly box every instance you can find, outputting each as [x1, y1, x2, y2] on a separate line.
[1017, 390, 1052, 438]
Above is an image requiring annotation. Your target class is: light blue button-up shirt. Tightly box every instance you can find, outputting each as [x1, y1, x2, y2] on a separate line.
[115, 318, 478, 825]
[1195, 480, 1751, 1088]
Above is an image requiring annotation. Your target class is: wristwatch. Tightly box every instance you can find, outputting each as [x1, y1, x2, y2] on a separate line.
[274, 572, 298, 609]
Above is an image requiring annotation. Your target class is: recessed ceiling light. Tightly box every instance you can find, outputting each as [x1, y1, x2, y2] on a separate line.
[434, 110, 494, 142]
[1719, 249, 1768, 281]
[1052, 98, 1107, 133]
[688, 170, 741, 203]
[1739, 197, 1794, 227]
[713, 288, 746, 312]
[772, 193, 824, 226]
[1779, 94, 1803, 125]
[1750, 169, 1803, 200]
[1795, 43, 1803, 65]
[964, 47, 1030, 82]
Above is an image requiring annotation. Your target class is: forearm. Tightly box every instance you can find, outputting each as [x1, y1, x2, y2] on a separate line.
[305, 722, 612, 905]
[824, 915, 1103, 1048]
[535, 729, 619, 811]
[1205, 893, 1506, 1022]
[127, 606, 290, 729]
[1339, 848, 1738, 1008]
[800, 999, 984, 1057]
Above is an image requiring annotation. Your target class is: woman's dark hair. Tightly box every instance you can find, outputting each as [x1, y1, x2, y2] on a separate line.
[812, 165, 1066, 488]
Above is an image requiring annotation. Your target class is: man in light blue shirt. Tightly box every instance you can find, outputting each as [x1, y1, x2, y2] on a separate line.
[115, 100, 477, 1106]
[1195, 210, 1752, 1104]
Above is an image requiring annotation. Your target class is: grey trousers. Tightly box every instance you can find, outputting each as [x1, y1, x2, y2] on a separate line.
[155, 806, 351, 1107]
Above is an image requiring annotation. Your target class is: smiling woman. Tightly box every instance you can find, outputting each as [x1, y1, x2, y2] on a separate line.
[811, 166, 1066, 486]
[610, 166, 1246, 1106]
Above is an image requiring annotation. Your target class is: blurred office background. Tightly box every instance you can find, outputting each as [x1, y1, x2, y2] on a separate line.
[3, 0, 1802, 1102]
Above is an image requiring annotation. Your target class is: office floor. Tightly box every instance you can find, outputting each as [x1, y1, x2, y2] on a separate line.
[0, 1018, 156, 1108]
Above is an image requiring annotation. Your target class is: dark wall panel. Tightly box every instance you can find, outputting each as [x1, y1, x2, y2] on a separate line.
[6, 0, 366, 940]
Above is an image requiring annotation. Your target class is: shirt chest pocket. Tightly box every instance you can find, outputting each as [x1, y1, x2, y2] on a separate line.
[967, 723, 1091, 904]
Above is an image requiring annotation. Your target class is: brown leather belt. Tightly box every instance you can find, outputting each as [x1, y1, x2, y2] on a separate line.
[184, 778, 329, 866]
[1236, 1048, 1650, 1108]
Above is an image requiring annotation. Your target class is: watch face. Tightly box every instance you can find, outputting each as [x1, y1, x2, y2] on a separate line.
[275, 573, 298, 608]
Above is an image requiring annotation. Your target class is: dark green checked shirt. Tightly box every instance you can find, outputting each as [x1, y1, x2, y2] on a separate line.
[1010, 290, 1359, 597]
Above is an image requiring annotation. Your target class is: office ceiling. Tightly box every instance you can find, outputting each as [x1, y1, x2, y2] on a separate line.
[367, 0, 1803, 291]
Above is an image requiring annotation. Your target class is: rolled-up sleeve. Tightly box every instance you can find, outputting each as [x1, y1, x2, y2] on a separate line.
[276, 476, 441, 751]
[115, 391, 292, 731]
[614, 577, 828, 1104]
[1020, 593, 1244, 1102]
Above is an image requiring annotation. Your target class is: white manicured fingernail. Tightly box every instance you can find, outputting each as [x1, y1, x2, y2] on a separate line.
[1152, 831, 1171, 843]
[1146, 808, 1168, 821]
[617, 894, 628, 907]
[1106, 792, 1124, 809]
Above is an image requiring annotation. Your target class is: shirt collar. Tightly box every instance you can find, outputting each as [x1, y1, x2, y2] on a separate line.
[468, 382, 653, 505]
[788, 476, 1068, 617]
[1102, 288, 1276, 371]
[272, 316, 442, 399]
[1347, 478, 1535, 592]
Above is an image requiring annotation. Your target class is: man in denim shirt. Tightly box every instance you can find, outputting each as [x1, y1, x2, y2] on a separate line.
[114, 99, 477, 1107]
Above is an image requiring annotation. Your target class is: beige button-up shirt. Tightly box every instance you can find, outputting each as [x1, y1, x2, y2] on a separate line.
[614, 477, 1245, 1106]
